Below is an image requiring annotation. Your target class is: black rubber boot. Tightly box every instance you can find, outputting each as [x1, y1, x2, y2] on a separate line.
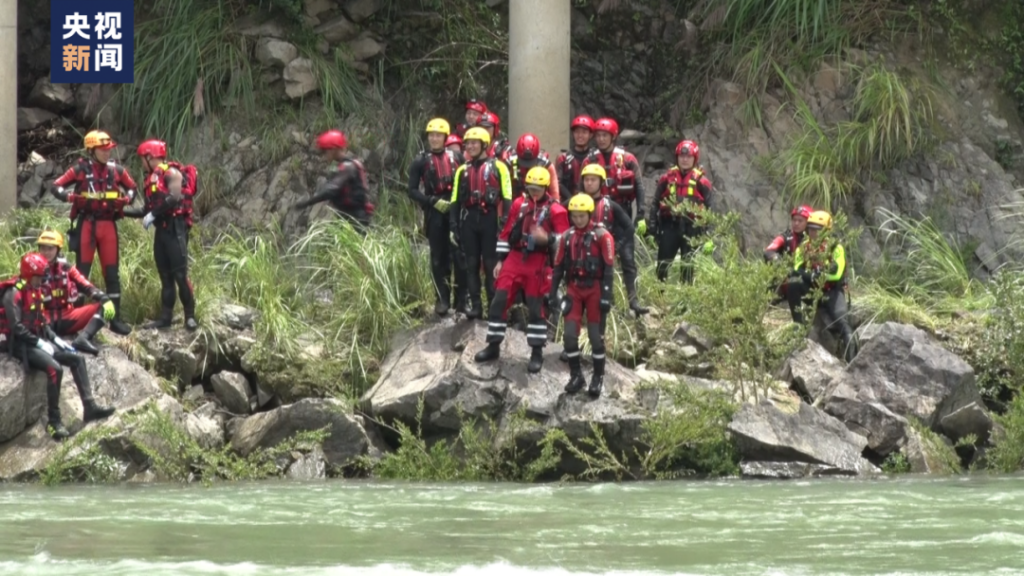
[564, 356, 585, 394]
[434, 301, 450, 316]
[46, 386, 69, 441]
[71, 316, 105, 356]
[588, 356, 605, 398]
[184, 317, 199, 332]
[629, 298, 650, 316]
[466, 300, 483, 320]
[527, 346, 544, 374]
[74, 369, 116, 423]
[559, 350, 570, 363]
[474, 342, 500, 363]
[108, 297, 132, 335]
[144, 308, 174, 330]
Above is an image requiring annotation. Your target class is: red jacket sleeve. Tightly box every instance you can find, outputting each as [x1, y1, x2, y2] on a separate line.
[550, 204, 570, 235]
[117, 166, 138, 191]
[551, 231, 568, 268]
[765, 235, 786, 253]
[599, 227, 616, 267]
[52, 165, 80, 189]
[547, 164, 560, 203]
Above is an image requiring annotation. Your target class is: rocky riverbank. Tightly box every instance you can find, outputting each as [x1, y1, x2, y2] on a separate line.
[0, 304, 998, 482]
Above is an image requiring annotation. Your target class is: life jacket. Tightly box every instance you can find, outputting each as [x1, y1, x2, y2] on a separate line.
[331, 158, 374, 217]
[775, 230, 803, 256]
[463, 158, 504, 213]
[41, 259, 79, 313]
[420, 150, 459, 197]
[508, 152, 552, 195]
[593, 196, 615, 230]
[797, 239, 848, 291]
[566, 225, 610, 286]
[507, 197, 555, 252]
[658, 166, 706, 218]
[587, 147, 636, 204]
[558, 149, 589, 192]
[488, 138, 510, 162]
[68, 158, 129, 220]
[0, 278, 48, 340]
[147, 161, 199, 227]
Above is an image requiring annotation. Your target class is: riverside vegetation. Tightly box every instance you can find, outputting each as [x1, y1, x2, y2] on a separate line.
[10, 0, 1024, 483]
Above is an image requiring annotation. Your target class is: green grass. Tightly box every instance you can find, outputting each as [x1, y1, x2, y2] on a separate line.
[771, 63, 935, 210]
[0, 208, 434, 400]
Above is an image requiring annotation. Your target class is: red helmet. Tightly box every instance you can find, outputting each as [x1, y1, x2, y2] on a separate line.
[593, 117, 619, 137]
[445, 134, 463, 147]
[479, 111, 500, 134]
[571, 115, 595, 131]
[137, 139, 167, 159]
[516, 133, 541, 161]
[20, 253, 48, 280]
[316, 130, 347, 150]
[675, 140, 700, 163]
[791, 205, 813, 219]
[465, 99, 488, 114]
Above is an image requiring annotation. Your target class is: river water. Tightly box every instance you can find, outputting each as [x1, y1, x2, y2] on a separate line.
[0, 477, 1022, 575]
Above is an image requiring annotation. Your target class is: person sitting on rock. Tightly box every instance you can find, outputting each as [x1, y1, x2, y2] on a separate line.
[36, 229, 115, 356]
[555, 115, 596, 199]
[455, 98, 487, 139]
[474, 167, 569, 373]
[1, 253, 115, 440]
[548, 194, 616, 398]
[292, 130, 374, 233]
[788, 210, 858, 363]
[649, 139, 714, 284]
[764, 205, 813, 304]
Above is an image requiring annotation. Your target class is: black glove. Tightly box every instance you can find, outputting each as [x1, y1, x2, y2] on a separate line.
[546, 295, 559, 315]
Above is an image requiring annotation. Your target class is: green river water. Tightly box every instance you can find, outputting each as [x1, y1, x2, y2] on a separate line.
[0, 477, 1022, 575]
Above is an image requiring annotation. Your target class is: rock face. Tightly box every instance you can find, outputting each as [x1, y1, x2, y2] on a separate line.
[363, 320, 654, 476]
[229, 398, 378, 469]
[283, 58, 317, 99]
[821, 322, 992, 456]
[27, 78, 74, 113]
[728, 400, 877, 477]
[17, 108, 57, 131]
[0, 348, 167, 481]
[211, 371, 252, 415]
[780, 339, 846, 402]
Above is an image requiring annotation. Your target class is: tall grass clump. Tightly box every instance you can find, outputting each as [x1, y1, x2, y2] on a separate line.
[120, 0, 257, 153]
[774, 63, 936, 210]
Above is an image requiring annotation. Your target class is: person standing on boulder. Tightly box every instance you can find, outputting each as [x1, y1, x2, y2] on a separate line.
[136, 140, 199, 331]
[1, 253, 115, 441]
[50, 129, 137, 336]
[788, 210, 858, 363]
[649, 140, 714, 284]
[506, 133, 561, 202]
[548, 194, 615, 398]
[555, 115, 596, 198]
[292, 130, 374, 233]
[408, 118, 468, 316]
[580, 163, 648, 316]
[36, 230, 115, 356]
[450, 127, 513, 318]
[455, 99, 487, 138]
[474, 167, 569, 373]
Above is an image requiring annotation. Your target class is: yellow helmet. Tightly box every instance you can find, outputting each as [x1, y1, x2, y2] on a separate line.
[425, 118, 450, 135]
[84, 130, 115, 150]
[567, 194, 595, 213]
[37, 229, 64, 248]
[580, 164, 607, 181]
[524, 166, 551, 188]
[463, 126, 491, 146]
[807, 210, 832, 230]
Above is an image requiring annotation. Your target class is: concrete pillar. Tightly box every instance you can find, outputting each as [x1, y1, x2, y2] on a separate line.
[508, 0, 570, 155]
[0, 0, 15, 214]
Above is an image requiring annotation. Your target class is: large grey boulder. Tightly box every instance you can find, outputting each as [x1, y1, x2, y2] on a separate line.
[256, 38, 299, 67]
[229, 398, 378, 469]
[27, 78, 74, 113]
[821, 323, 992, 456]
[362, 320, 653, 476]
[728, 400, 877, 476]
[283, 58, 317, 99]
[780, 339, 846, 402]
[211, 371, 252, 415]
